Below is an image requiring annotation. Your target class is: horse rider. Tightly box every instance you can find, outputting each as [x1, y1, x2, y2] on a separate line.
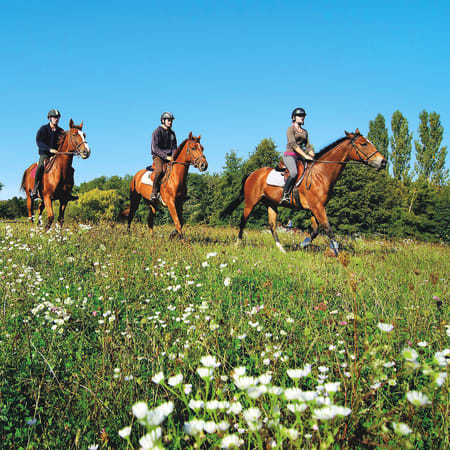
[31, 109, 78, 201]
[150, 112, 177, 201]
[280, 107, 315, 205]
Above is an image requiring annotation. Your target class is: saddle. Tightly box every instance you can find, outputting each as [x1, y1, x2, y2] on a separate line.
[44, 156, 57, 173]
[277, 159, 308, 187]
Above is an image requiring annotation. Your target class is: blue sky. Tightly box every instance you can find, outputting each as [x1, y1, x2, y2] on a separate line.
[1, 0, 449, 200]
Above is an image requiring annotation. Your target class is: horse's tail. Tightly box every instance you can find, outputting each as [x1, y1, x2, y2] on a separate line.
[20, 168, 28, 191]
[219, 174, 250, 219]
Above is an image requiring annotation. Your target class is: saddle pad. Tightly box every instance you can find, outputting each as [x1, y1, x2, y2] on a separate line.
[266, 169, 285, 187]
[30, 165, 37, 179]
[141, 171, 154, 186]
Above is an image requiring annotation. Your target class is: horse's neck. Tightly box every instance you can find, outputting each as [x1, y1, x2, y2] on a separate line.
[54, 138, 74, 174]
[316, 141, 352, 184]
[170, 149, 190, 183]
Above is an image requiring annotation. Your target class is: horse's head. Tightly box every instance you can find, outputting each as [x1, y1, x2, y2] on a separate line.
[68, 119, 91, 159]
[183, 132, 208, 171]
[345, 129, 386, 170]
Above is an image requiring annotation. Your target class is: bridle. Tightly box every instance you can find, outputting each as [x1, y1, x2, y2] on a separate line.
[314, 134, 379, 165]
[171, 139, 205, 168]
[54, 130, 89, 156]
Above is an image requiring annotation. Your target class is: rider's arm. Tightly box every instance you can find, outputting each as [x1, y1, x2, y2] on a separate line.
[36, 126, 51, 153]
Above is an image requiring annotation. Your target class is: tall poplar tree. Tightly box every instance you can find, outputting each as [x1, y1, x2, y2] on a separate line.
[414, 110, 448, 185]
[367, 113, 389, 166]
[390, 110, 412, 182]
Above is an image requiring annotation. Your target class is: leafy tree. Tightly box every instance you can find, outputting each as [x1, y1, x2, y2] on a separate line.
[0, 182, 3, 192]
[367, 114, 389, 165]
[414, 110, 448, 185]
[185, 173, 220, 224]
[243, 138, 281, 174]
[390, 110, 412, 182]
[66, 188, 121, 222]
[0, 197, 27, 219]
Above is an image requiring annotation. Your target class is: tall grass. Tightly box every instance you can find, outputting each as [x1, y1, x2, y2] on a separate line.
[0, 221, 448, 449]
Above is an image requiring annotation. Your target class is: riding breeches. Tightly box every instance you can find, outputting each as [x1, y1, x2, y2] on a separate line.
[283, 155, 298, 178]
[35, 154, 49, 187]
[152, 156, 165, 192]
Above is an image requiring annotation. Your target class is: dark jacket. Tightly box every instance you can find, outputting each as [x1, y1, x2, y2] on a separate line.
[151, 126, 177, 160]
[36, 124, 65, 155]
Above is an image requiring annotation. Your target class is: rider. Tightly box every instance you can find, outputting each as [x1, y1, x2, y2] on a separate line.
[31, 109, 65, 200]
[150, 112, 177, 201]
[280, 107, 315, 204]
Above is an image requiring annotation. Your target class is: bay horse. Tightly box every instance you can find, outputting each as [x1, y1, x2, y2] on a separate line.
[21, 120, 91, 230]
[124, 132, 208, 238]
[220, 130, 386, 255]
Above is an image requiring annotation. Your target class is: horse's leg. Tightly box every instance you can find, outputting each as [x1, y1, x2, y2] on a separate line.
[43, 196, 54, 230]
[166, 199, 183, 239]
[301, 216, 319, 249]
[267, 205, 285, 253]
[57, 200, 68, 227]
[127, 190, 141, 232]
[172, 197, 185, 239]
[26, 194, 34, 224]
[37, 201, 45, 226]
[147, 204, 156, 233]
[309, 203, 339, 256]
[238, 196, 259, 241]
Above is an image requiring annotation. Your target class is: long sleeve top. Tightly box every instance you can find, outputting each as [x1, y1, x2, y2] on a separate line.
[151, 126, 177, 160]
[36, 124, 64, 155]
[284, 125, 313, 158]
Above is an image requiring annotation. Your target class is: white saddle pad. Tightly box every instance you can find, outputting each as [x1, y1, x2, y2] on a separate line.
[141, 171, 153, 186]
[266, 169, 285, 187]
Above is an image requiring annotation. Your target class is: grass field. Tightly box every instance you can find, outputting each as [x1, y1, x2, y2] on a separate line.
[0, 221, 448, 449]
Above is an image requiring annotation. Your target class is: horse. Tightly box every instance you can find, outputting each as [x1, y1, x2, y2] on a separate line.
[21, 120, 91, 230]
[124, 132, 208, 238]
[220, 129, 386, 255]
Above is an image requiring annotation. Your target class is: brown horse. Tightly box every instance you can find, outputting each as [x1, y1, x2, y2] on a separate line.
[124, 132, 208, 237]
[21, 120, 91, 229]
[220, 129, 386, 255]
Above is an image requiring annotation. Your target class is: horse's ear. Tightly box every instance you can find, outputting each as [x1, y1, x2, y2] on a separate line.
[79, 121, 83, 130]
[345, 130, 350, 137]
[355, 128, 360, 134]
[69, 119, 74, 128]
[197, 134, 201, 141]
[188, 131, 193, 139]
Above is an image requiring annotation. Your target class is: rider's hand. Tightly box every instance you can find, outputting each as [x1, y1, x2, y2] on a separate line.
[50, 148, 58, 154]
[306, 154, 314, 161]
[167, 156, 173, 161]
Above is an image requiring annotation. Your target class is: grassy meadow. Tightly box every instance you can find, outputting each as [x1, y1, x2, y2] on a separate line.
[0, 221, 448, 449]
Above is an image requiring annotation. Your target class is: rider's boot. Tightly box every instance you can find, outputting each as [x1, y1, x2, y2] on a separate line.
[30, 182, 40, 200]
[280, 176, 295, 205]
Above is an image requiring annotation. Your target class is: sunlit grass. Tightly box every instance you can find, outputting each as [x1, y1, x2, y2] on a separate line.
[0, 221, 448, 449]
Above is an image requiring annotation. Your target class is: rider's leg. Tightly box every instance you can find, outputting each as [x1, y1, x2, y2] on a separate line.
[150, 156, 164, 200]
[31, 155, 49, 199]
[281, 155, 297, 203]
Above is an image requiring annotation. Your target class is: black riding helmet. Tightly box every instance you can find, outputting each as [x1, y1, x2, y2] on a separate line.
[291, 107, 307, 120]
[47, 109, 61, 119]
[160, 112, 175, 123]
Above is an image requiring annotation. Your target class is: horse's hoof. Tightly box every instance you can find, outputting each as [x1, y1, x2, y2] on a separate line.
[301, 237, 311, 248]
[276, 242, 286, 253]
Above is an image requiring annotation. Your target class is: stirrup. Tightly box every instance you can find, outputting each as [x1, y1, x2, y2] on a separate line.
[280, 194, 291, 205]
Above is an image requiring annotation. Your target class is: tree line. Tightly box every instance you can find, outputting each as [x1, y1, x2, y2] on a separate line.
[1, 110, 448, 242]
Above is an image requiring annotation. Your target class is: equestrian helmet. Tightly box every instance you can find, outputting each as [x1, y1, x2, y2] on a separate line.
[160, 112, 175, 123]
[47, 109, 61, 119]
[291, 107, 307, 119]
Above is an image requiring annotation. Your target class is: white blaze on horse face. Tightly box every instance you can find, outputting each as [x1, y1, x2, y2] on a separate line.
[78, 130, 90, 152]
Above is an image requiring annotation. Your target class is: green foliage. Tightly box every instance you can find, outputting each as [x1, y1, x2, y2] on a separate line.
[243, 138, 281, 174]
[391, 110, 413, 182]
[368, 113, 389, 164]
[414, 110, 449, 185]
[0, 197, 27, 219]
[66, 188, 121, 222]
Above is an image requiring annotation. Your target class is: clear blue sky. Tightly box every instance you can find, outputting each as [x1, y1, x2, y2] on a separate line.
[1, 0, 449, 200]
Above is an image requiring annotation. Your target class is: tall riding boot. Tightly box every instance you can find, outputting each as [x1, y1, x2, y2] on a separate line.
[151, 172, 162, 201]
[280, 176, 295, 204]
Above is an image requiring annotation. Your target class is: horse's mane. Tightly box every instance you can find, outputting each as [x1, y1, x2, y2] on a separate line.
[314, 136, 348, 159]
[173, 136, 201, 160]
[56, 124, 83, 148]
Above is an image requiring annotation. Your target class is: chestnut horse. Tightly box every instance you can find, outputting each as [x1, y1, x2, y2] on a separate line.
[21, 120, 91, 229]
[220, 130, 386, 255]
[124, 132, 208, 238]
